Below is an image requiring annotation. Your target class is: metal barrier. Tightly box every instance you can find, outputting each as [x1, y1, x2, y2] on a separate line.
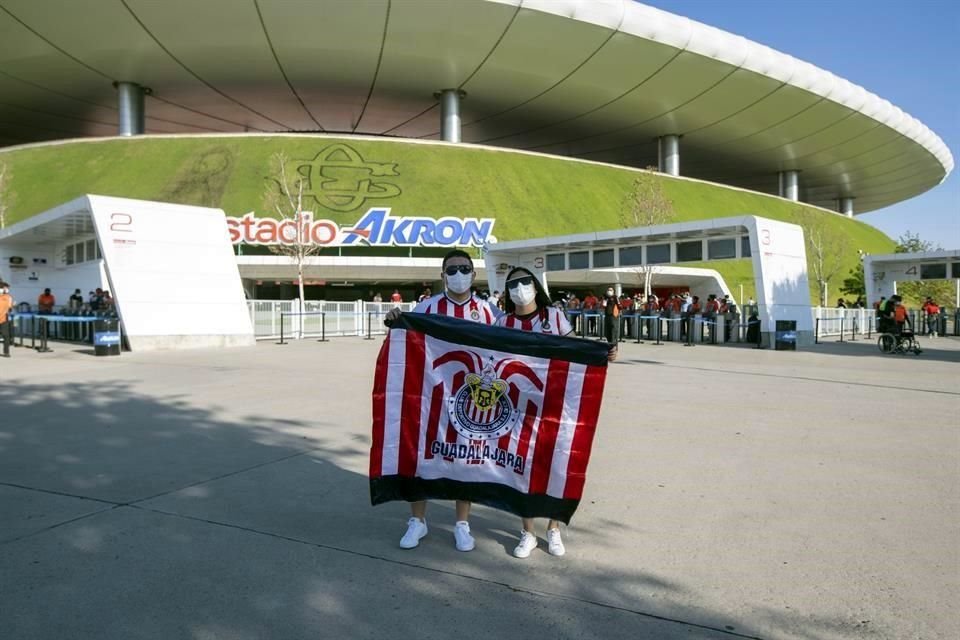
[248, 300, 416, 340]
[8, 313, 104, 353]
[813, 308, 875, 338]
[278, 312, 328, 344]
[566, 310, 604, 339]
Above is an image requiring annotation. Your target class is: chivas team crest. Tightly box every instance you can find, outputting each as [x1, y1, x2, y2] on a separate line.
[447, 360, 519, 440]
[370, 312, 610, 523]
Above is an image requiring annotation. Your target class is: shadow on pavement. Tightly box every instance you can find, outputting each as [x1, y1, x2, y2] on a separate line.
[0, 380, 867, 640]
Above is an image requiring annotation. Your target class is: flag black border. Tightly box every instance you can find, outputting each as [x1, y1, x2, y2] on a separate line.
[370, 475, 581, 524]
[392, 312, 610, 367]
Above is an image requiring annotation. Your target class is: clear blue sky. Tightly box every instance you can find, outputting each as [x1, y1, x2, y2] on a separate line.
[645, 0, 960, 249]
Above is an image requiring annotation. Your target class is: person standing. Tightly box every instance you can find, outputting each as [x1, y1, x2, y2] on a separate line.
[641, 294, 660, 340]
[893, 296, 910, 335]
[496, 267, 616, 559]
[582, 291, 599, 335]
[383, 249, 500, 552]
[877, 296, 896, 334]
[601, 286, 619, 348]
[922, 297, 940, 337]
[619, 292, 634, 339]
[0, 282, 13, 357]
[38, 288, 55, 313]
[69, 289, 84, 310]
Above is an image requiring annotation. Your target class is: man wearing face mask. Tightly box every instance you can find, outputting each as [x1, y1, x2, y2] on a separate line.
[383, 249, 500, 552]
[0, 282, 13, 358]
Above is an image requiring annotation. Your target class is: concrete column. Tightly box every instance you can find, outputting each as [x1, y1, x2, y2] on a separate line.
[657, 134, 680, 176]
[114, 82, 148, 136]
[778, 170, 800, 201]
[838, 197, 854, 217]
[438, 89, 465, 143]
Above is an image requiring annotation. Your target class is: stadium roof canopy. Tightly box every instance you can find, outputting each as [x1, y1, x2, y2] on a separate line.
[0, 0, 952, 213]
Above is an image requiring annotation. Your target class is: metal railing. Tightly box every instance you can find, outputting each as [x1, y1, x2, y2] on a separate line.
[812, 307, 875, 339]
[249, 301, 960, 347]
[247, 300, 415, 340]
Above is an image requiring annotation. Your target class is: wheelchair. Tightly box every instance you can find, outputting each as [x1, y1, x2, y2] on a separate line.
[877, 328, 922, 355]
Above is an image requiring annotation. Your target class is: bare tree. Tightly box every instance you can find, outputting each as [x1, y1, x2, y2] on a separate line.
[621, 167, 675, 299]
[794, 208, 848, 306]
[263, 152, 324, 336]
[0, 161, 10, 229]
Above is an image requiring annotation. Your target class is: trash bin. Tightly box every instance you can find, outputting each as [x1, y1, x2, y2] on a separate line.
[93, 318, 121, 356]
[774, 320, 797, 351]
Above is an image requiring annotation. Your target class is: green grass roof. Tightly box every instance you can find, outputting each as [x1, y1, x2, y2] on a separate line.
[0, 135, 894, 302]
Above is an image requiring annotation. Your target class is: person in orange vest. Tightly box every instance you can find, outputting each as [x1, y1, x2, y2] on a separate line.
[892, 296, 910, 335]
[0, 282, 13, 357]
[37, 288, 55, 313]
[705, 294, 721, 315]
[582, 291, 599, 335]
[922, 297, 940, 337]
[619, 292, 634, 337]
[670, 295, 680, 313]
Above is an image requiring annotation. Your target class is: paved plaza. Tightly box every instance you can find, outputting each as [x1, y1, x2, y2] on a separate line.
[1, 334, 958, 640]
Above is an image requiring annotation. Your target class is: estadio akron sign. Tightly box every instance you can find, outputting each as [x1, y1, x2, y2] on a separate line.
[226, 208, 496, 248]
[226, 143, 496, 248]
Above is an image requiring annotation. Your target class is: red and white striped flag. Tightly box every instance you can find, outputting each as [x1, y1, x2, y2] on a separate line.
[370, 313, 609, 523]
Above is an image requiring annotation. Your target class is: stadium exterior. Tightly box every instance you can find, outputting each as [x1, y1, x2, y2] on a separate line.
[0, 0, 952, 305]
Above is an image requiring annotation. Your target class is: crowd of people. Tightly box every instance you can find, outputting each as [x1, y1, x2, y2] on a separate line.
[557, 289, 744, 342]
[874, 294, 944, 338]
[2, 285, 117, 316]
[0, 284, 120, 358]
[381, 285, 748, 343]
[30, 287, 117, 316]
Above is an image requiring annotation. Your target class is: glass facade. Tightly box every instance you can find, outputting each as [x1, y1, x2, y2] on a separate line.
[708, 238, 737, 260]
[619, 246, 643, 266]
[569, 251, 589, 269]
[593, 249, 614, 268]
[676, 240, 703, 262]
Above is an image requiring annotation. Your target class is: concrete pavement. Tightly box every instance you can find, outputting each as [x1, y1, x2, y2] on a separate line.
[1, 334, 958, 639]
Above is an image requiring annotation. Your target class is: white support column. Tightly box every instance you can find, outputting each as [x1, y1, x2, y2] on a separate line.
[437, 89, 465, 143]
[657, 134, 680, 176]
[838, 197, 854, 217]
[778, 170, 800, 201]
[114, 82, 149, 136]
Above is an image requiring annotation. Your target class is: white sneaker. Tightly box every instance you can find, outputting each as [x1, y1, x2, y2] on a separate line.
[454, 521, 475, 552]
[513, 530, 538, 558]
[399, 517, 427, 549]
[546, 527, 565, 557]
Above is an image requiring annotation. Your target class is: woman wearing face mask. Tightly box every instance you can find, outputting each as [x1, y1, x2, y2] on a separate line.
[495, 267, 616, 559]
[384, 249, 500, 553]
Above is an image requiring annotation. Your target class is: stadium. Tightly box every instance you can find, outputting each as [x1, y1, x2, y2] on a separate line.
[0, 0, 952, 306]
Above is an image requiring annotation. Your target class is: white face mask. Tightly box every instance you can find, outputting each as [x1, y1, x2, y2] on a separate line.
[446, 272, 473, 294]
[509, 283, 536, 307]
[606, 290, 614, 297]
